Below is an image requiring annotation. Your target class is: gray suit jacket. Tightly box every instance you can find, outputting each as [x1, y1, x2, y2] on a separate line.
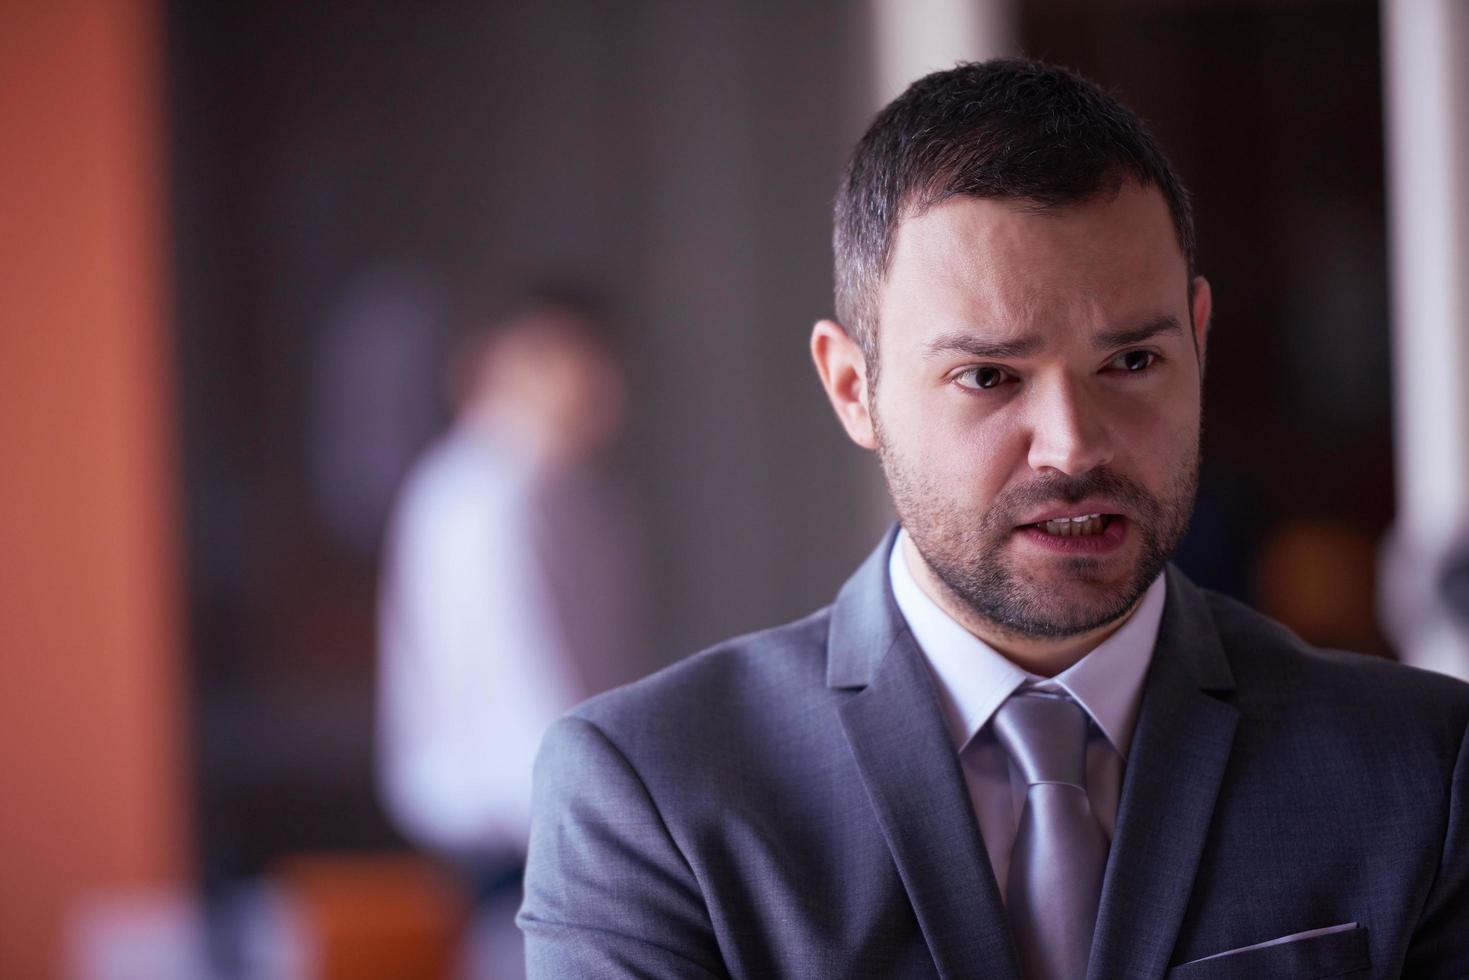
[519, 531, 1469, 978]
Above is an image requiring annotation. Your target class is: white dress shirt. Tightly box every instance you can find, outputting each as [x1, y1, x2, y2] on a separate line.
[888, 529, 1165, 902]
[377, 425, 642, 859]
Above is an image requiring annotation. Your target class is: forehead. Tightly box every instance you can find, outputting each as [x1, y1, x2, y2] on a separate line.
[877, 184, 1188, 343]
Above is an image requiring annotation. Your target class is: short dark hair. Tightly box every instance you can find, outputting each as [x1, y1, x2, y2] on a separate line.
[833, 58, 1196, 363]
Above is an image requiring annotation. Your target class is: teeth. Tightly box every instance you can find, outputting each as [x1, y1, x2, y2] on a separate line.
[1041, 514, 1105, 537]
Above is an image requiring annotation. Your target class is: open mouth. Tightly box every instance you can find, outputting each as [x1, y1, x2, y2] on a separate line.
[1021, 513, 1121, 538]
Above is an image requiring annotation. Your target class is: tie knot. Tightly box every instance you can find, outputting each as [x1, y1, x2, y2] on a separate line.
[992, 690, 1090, 789]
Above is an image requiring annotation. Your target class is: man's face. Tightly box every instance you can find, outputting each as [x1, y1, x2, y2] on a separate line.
[869, 183, 1209, 640]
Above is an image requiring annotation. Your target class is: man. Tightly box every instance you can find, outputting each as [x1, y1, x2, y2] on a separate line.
[518, 60, 1469, 978]
[377, 293, 643, 963]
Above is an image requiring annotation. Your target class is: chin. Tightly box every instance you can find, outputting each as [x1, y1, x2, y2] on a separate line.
[991, 593, 1138, 640]
[977, 561, 1150, 637]
[1020, 553, 1137, 590]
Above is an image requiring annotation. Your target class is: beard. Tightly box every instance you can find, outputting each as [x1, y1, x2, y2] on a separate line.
[875, 416, 1198, 640]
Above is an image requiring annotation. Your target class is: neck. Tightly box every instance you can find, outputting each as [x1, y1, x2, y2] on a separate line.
[461, 400, 566, 471]
[901, 535, 1141, 677]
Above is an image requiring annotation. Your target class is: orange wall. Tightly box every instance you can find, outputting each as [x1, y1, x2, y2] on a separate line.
[0, 1, 189, 977]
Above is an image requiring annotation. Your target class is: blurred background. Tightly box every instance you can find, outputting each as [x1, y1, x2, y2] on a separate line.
[4, 0, 1468, 977]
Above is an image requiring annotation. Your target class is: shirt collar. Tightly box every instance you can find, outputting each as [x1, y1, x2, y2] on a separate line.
[888, 528, 1164, 759]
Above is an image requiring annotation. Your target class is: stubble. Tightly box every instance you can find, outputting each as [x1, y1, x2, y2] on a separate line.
[874, 411, 1199, 640]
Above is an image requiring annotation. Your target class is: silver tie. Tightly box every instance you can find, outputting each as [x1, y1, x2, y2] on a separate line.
[992, 690, 1109, 980]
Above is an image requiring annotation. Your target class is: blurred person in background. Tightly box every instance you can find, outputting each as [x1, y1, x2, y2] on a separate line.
[519, 60, 1469, 977]
[376, 289, 643, 975]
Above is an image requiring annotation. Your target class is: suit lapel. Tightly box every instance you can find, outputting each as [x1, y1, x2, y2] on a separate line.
[1087, 566, 1239, 980]
[831, 531, 1022, 980]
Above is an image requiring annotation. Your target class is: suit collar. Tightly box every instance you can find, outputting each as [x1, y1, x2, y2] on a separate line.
[1087, 566, 1239, 979]
[1155, 563, 1236, 693]
[826, 526, 905, 689]
[829, 534, 1240, 978]
[830, 528, 1020, 976]
[837, 606, 1023, 979]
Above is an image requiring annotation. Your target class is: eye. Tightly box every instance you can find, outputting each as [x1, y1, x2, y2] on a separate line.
[954, 365, 1014, 390]
[1108, 350, 1159, 373]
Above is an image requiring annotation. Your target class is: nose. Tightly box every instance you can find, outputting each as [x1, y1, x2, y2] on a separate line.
[1024, 376, 1114, 477]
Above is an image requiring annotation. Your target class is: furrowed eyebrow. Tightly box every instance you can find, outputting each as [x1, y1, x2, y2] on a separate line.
[1092, 315, 1184, 351]
[920, 315, 1185, 361]
[922, 332, 1042, 360]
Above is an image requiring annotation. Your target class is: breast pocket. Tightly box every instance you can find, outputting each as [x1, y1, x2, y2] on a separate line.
[1165, 923, 1368, 980]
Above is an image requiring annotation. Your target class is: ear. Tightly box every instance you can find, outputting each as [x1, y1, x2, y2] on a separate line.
[810, 319, 877, 450]
[1190, 275, 1213, 375]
